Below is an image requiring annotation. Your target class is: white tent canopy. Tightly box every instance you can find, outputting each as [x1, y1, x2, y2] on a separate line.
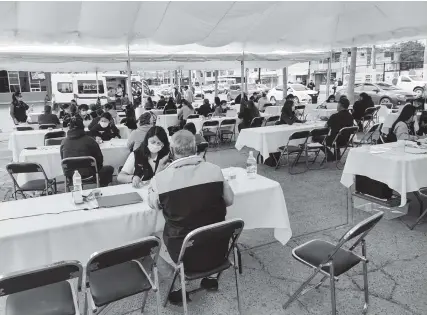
[0, 1, 426, 51]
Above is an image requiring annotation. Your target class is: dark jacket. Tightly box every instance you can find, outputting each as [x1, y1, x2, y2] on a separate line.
[88, 116, 101, 130]
[238, 107, 259, 128]
[197, 103, 213, 117]
[60, 128, 104, 177]
[120, 118, 137, 130]
[76, 114, 92, 121]
[163, 102, 177, 114]
[326, 110, 354, 146]
[353, 99, 374, 120]
[89, 123, 121, 141]
[133, 149, 168, 181]
[279, 103, 302, 125]
[157, 99, 166, 109]
[38, 113, 60, 126]
[11, 101, 29, 123]
[62, 113, 76, 128]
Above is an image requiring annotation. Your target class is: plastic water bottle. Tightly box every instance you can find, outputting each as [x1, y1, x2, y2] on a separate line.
[246, 151, 257, 179]
[72, 170, 83, 204]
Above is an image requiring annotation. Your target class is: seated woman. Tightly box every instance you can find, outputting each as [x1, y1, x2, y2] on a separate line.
[417, 111, 427, 136]
[120, 105, 137, 130]
[145, 97, 155, 110]
[117, 126, 170, 186]
[389, 104, 418, 142]
[183, 122, 205, 145]
[353, 92, 374, 129]
[197, 99, 213, 117]
[238, 100, 260, 131]
[163, 97, 177, 114]
[326, 95, 336, 103]
[212, 103, 225, 117]
[88, 107, 104, 130]
[177, 100, 195, 127]
[104, 102, 119, 124]
[279, 95, 303, 125]
[89, 112, 121, 141]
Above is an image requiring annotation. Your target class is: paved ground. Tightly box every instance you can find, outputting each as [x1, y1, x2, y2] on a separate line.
[1, 92, 426, 314]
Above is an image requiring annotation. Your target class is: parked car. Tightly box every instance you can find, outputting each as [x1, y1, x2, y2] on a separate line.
[202, 85, 215, 94]
[256, 84, 270, 93]
[226, 83, 260, 101]
[335, 82, 417, 106]
[392, 75, 427, 97]
[266, 84, 312, 105]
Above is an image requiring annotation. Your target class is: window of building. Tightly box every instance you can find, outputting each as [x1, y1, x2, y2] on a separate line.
[376, 74, 383, 82]
[0, 70, 9, 93]
[332, 52, 341, 63]
[57, 82, 73, 93]
[206, 72, 211, 77]
[77, 80, 104, 94]
[19, 71, 30, 92]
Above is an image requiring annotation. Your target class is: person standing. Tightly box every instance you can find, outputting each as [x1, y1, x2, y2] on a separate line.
[307, 80, 315, 90]
[10, 91, 29, 124]
[174, 87, 182, 104]
[184, 85, 194, 104]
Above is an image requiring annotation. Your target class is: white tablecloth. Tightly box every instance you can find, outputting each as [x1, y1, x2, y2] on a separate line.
[27, 112, 43, 123]
[17, 139, 130, 185]
[0, 167, 291, 274]
[235, 122, 325, 158]
[341, 143, 427, 206]
[264, 106, 282, 116]
[156, 114, 179, 132]
[310, 108, 337, 119]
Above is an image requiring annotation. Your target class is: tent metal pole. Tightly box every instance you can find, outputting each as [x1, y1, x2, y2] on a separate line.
[241, 51, 245, 100]
[282, 67, 288, 102]
[347, 47, 357, 104]
[127, 44, 133, 105]
[189, 70, 192, 90]
[326, 51, 332, 97]
[214, 70, 218, 98]
[245, 68, 248, 94]
[95, 69, 99, 98]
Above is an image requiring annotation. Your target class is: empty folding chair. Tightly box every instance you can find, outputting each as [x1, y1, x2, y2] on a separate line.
[16, 126, 34, 131]
[197, 142, 209, 160]
[264, 115, 280, 126]
[85, 236, 162, 315]
[1, 261, 83, 315]
[39, 124, 58, 130]
[6, 162, 57, 199]
[187, 114, 200, 119]
[249, 117, 265, 128]
[201, 120, 219, 146]
[45, 137, 66, 146]
[163, 219, 245, 315]
[362, 107, 379, 132]
[219, 119, 237, 143]
[165, 109, 177, 114]
[61, 156, 99, 192]
[44, 130, 66, 145]
[305, 127, 330, 170]
[283, 212, 384, 315]
[322, 126, 358, 169]
[275, 131, 310, 174]
[353, 123, 382, 147]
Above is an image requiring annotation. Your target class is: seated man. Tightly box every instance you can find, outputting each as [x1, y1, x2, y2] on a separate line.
[38, 105, 60, 126]
[60, 117, 114, 187]
[76, 104, 92, 121]
[148, 130, 234, 303]
[197, 99, 213, 117]
[314, 97, 354, 161]
[89, 112, 121, 141]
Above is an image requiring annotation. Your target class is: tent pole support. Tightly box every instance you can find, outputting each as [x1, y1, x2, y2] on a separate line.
[95, 69, 99, 99]
[282, 67, 288, 102]
[214, 70, 218, 98]
[127, 43, 133, 106]
[347, 47, 357, 104]
[241, 51, 245, 100]
[326, 50, 332, 98]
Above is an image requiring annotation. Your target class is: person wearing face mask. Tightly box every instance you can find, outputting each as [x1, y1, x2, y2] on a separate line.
[10, 91, 29, 124]
[89, 112, 121, 141]
[117, 126, 170, 185]
[77, 104, 91, 121]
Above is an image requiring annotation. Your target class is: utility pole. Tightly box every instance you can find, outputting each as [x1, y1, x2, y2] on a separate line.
[423, 39, 427, 80]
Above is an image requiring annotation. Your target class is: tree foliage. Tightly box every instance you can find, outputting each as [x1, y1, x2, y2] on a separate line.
[393, 41, 425, 71]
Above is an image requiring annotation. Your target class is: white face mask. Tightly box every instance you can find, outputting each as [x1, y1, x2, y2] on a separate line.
[148, 143, 162, 154]
[100, 121, 109, 128]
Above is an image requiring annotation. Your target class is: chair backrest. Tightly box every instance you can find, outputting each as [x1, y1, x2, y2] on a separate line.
[61, 156, 98, 180]
[289, 130, 310, 142]
[219, 119, 236, 128]
[250, 117, 265, 128]
[263, 103, 272, 108]
[364, 107, 378, 117]
[167, 126, 181, 136]
[333, 126, 358, 146]
[86, 236, 160, 278]
[0, 261, 83, 296]
[177, 219, 244, 272]
[165, 109, 177, 114]
[16, 126, 34, 131]
[202, 120, 219, 128]
[45, 137, 65, 146]
[187, 114, 199, 119]
[367, 123, 381, 133]
[6, 162, 45, 175]
[310, 127, 329, 139]
[39, 124, 57, 130]
[44, 130, 66, 140]
[265, 115, 280, 126]
[295, 105, 306, 110]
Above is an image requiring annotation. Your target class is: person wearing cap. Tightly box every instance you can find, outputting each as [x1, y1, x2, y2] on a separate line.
[127, 112, 153, 151]
[38, 105, 60, 126]
[60, 117, 114, 187]
[10, 91, 29, 124]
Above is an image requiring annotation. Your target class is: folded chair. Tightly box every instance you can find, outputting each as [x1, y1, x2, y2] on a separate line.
[16, 126, 34, 131]
[322, 126, 358, 169]
[1, 261, 83, 315]
[45, 137, 66, 146]
[283, 211, 384, 315]
[61, 156, 99, 192]
[409, 187, 427, 230]
[165, 109, 177, 114]
[163, 219, 245, 315]
[362, 107, 380, 132]
[201, 120, 220, 146]
[275, 131, 310, 174]
[294, 105, 306, 120]
[85, 236, 161, 315]
[187, 114, 199, 119]
[6, 162, 57, 199]
[264, 115, 280, 126]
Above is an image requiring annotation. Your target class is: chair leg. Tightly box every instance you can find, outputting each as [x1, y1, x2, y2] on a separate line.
[283, 268, 321, 309]
[163, 269, 179, 307]
[234, 247, 242, 314]
[154, 266, 161, 315]
[84, 289, 88, 315]
[141, 291, 149, 313]
[329, 263, 337, 315]
[362, 240, 369, 314]
[180, 264, 188, 315]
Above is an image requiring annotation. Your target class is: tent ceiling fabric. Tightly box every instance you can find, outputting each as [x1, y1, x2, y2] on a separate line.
[0, 1, 426, 50]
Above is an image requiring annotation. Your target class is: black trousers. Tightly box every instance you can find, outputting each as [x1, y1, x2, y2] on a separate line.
[98, 165, 114, 187]
[312, 135, 338, 160]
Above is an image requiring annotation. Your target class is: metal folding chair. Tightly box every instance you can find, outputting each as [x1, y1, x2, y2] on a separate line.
[163, 219, 244, 315]
[353, 123, 382, 147]
[373, 105, 381, 122]
[249, 117, 265, 128]
[16, 126, 34, 131]
[44, 130, 66, 145]
[85, 236, 161, 315]
[275, 130, 310, 174]
[0, 261, 83, 315]
[61, 156, 100, 192]
[409, 187, 427, 230]
[322, 126, 358, 169]
[219, 118, 237, 143]
[362, 107, 380, 132]
[264, 115, 280, 126]
[305, 127, 330, 170]
[39, 124, 58, 130]
[165, 109, 178, 114]
[6, 162, 57, 199]
[187, 114, 199, 119]
[45, 137, 66, 146]
[197, 142, 209, 160]
[283, 211, 384, 315]
[201, 120, 220, 146]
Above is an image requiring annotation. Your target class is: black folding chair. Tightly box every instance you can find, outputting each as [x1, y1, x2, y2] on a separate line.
[323, 126, 358, 169]
[264, 115, 280, 126]
[353, 123, 382, 147]
[219, 119, 236, 143]
[163, 219, 245, 315]
[39, 124, 58, 130]
[283, 212, 384, 315]
[197, 142, 209, 160]
[275, 131, 310, 174]
[44, 130, 66, 145]
[187, 114, 199, 119]
[0, 261, 83, 315]
[409, 187, 427, 230]
[6, 162, 57, 199]
[362, 107, 380, 132]
[201, 120, 220, 146]
[16, 126, 34, 131]
[165, 109, 177, 114]
[45, 137, 66, 146]
[263, 103, 273, 108]
[249, 117, 265, 128]
[305, 127, 330, 170]
[61, 156, 99, 192]
[85, 236, 161, 315]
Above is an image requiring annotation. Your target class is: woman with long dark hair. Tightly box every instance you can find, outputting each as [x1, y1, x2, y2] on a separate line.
[145, 97, 155, 110]
[120, 105, 137, 130]
[238, 100, 260, 131]
[10, 91, 29, 124]
[279, 94, 303, 125]
[353, 92, 374, 129]
[163, 97, 177, 114]
[389, 104, 417, 141]
[118, 126, 170, 186]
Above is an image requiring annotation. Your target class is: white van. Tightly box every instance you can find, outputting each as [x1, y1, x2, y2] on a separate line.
[51, 73, 150, 106]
